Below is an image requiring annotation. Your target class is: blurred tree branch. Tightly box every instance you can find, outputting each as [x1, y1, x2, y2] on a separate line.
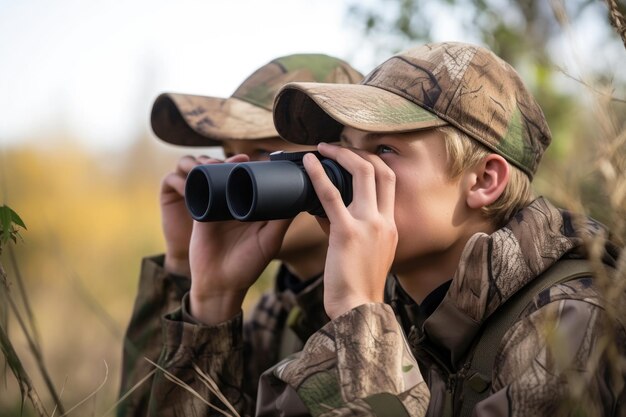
[605, 0, 626, 49]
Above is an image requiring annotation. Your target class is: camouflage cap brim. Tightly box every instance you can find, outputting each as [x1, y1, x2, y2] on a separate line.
[273, 83, 448, 146]
[150, 54, 363, 147]
[151, 93, 278, 147]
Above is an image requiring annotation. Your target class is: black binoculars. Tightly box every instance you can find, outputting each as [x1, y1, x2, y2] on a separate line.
[184, 151, 352, 222]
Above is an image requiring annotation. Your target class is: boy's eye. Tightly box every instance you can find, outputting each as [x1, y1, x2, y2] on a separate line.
[376, 145, 394, 155]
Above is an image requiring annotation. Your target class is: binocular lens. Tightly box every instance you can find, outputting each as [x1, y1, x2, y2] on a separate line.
[227, 167, 255, 220]
[185, 168, 210, 219]
[184, 163, 236, 221]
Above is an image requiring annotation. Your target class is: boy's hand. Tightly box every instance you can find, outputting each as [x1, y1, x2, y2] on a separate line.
[187, 155, 293, 325]
[160, 154, 248, 277]
[303, 142, 398, 320]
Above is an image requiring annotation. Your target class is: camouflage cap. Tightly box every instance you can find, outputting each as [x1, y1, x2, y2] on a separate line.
[273, 42, 552, 177]
[151, 54, 363, 147]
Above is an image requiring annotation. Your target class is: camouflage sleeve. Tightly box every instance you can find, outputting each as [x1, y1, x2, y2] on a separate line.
[242, 290, 290, 399]
[481, 289, 626, 417]
[257, 303, 430, 417]
[145, 294, 253, 417]
[243, 275, 328, 398]
[117, 255, 190, 417]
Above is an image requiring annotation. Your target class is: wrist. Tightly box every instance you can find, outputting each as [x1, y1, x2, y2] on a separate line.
[325, 295, 381, 320]
[164, 254, 191, 277]
[189, 288, 247, 326]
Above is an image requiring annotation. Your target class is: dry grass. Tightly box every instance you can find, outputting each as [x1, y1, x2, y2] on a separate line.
[535, 1, 626, 413]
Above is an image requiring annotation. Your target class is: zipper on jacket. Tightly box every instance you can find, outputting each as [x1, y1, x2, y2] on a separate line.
[409, 327, 458, 417]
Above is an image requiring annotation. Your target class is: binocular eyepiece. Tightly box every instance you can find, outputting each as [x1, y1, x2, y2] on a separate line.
[185, 151, 352, 222]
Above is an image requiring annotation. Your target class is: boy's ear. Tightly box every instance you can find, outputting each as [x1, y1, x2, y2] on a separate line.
[465, 154, 510, 209]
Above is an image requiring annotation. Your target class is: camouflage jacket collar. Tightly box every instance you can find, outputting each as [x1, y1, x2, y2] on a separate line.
[414, 197, 618, 366]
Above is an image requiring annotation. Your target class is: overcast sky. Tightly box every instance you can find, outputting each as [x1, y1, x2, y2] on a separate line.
[0, 0, 383, 152]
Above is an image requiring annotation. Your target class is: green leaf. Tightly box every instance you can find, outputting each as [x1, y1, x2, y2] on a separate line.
[0, 206, 11, 245]
[0, 205, 26, 246]
[9, 208, 26, 230]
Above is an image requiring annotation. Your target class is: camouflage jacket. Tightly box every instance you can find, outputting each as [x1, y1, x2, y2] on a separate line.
[139, 198, 625, 416]
[259, 197, 625, 416]
[117, 257, 327, 417]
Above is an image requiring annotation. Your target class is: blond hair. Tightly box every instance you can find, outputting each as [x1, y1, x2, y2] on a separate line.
[438, 126, 534, 227]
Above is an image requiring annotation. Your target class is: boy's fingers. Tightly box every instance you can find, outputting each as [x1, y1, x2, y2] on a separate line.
[177, 153, 249, 176]
[162, 172, 186, 196]
[317, 143, 377, 214]
[224, 154, 250, 164]
[351, 150, 396, 217]
[176, 155, 202, 175]
[318, 143, 395, 217]
[303, 153, 349, 223]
